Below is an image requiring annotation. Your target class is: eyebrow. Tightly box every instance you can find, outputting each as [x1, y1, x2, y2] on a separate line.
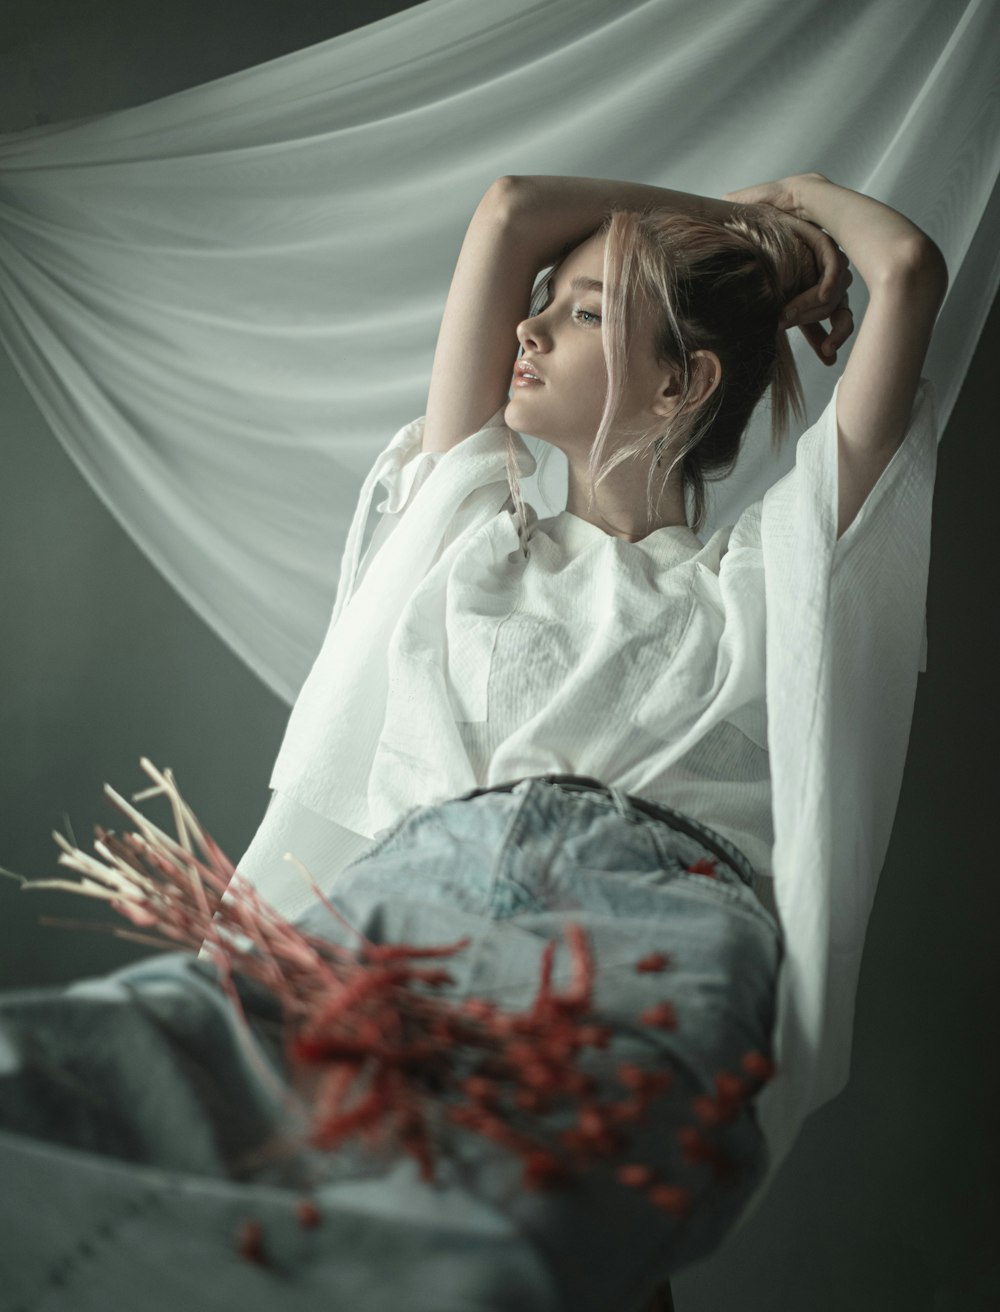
[544, 272, 603, 300]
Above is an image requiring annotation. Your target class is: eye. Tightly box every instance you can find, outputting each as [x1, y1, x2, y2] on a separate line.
[573, 308, 602, 325]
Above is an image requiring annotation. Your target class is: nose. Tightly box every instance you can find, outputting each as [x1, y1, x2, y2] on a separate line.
[516, 309, 548, 354]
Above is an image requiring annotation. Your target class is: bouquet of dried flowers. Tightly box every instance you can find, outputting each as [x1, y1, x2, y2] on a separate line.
[6, 759, 777, 1259]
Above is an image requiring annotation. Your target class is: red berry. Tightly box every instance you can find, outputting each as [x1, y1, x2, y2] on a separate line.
[507, 1042, 537, 1066]
[296, 1199, 321, 1229]
[238, 1219, 267, 1265]
[564, 1071, 598, 1097]
[741, 1051, 777, 1082]
[692, 1096, 724, 1126]
[578, 1105, 606, 1136]
[589, 1129, 624, 1156]
[461, 1076, 497, 1103]
[522, 1062, 558, 1090]
[523, 1152, 569, 1191]
[616, 1062, 646, 1090]
[577, 1024, 613, 1049]
[635, 952, 671, 973]
[515, 1088, 543, 1113]
[607, 1097, 646, 1125]
[640, 1070, 673, 1097]
[714, 1072, 747, 1101]
[677, 1127, 713, 1163]
[638, 1002, 678, 1030]
[616, 1163, 655, 1189]
[445, 1105, 482, 1128]
[461, 999, 497, 1020]
[687, 858, 718, 878]
[647, 1184, 694, 1218]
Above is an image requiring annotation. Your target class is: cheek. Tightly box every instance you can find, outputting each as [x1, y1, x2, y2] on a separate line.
[585, 355, 609, 411]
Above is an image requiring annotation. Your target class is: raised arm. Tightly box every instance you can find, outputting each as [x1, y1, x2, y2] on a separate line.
[422, 175, 845, 456]
[725, 173, 949, 539]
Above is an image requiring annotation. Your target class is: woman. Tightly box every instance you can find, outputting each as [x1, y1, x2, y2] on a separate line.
[0, 173, 945, 1310]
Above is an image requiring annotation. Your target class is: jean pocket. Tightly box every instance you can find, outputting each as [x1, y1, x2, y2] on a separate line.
[665, 868, 781, 942]
[644, 824, 773, 923]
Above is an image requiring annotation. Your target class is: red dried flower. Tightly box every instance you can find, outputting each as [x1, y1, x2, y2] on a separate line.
[741, 1051, 777, 1083]
[616, 1163, 656, 1189]
[647, 1184, 694, 1218]
[616, 1062, 646, 1090]
[515, 1089, 545, 1113]
[295, 1199, 322, 1229]
[678, 1126, 737, 1180]
[687, 857, 718, 878]
[461, 1076, 500, 1105]
[638, 1001, 678, 1030]
[691, 1094, 740, 1128]
[523, 1151, 571, 1191]
[608, 1096, 649, 1126]
[26, 760, 719, 1231]
[461, 999, 497, 1021]
[713, 1072, 747, 1102]
[237, 1219, 267, 1265]
[635, 952, 671, 973]
[638, 1071, 673, 1097]
[677, 1126, 714, 1165]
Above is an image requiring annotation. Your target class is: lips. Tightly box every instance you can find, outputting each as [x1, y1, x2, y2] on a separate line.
[513, 359, 544, 384]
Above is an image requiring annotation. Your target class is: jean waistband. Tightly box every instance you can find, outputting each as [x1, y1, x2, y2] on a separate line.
[458, 773, 757, 889]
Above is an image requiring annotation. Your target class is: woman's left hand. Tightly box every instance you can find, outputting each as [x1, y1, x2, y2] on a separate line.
[723, 178, 855, 366]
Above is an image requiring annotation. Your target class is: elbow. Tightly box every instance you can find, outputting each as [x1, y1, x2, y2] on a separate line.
[890, 234, 950, 309]
[485, 174, 528, 220]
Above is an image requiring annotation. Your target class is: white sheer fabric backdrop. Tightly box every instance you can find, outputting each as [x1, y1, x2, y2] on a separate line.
[0, 0, 996, 703]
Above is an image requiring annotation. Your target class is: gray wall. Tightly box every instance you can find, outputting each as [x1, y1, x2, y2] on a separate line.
[1, 4, 997, 1308]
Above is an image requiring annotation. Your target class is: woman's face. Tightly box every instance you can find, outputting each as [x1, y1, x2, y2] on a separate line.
[505, 231, 673, 459]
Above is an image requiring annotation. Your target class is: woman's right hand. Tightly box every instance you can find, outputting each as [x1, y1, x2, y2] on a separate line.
[724, 175, 855, 364]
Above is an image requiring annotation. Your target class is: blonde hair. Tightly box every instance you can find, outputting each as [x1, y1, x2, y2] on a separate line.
[505, 203, 813, 543]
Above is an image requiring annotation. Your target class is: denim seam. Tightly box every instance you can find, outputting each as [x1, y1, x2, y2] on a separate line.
[345, 801, 429, 870]
[13, 1184, 169, 1312]
[486, 783, 574, 918]
[662, 867, 781, 934]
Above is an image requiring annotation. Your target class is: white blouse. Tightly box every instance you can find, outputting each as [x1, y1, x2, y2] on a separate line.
[238, 378, 938, 1205]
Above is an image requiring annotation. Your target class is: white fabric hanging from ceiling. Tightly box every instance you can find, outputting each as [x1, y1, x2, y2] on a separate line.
[0, 0, 996, 704]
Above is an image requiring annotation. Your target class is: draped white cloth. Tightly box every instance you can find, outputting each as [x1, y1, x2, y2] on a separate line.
[0, 0, 996, 703]
[0, 0, 998, 1212]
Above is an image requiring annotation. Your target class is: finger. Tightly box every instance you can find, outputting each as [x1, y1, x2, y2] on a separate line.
[783, 255, 843, 324]
[819, 248, 850, 303]
[784, 287, 835, 326]
[823, 302, 855, 355]
[784, 267, 851, 328]
[797, 321, 838, 366]
[795, 225, 840, 300]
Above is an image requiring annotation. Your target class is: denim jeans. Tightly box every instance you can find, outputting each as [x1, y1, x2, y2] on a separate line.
[0, 778, 782, 1312]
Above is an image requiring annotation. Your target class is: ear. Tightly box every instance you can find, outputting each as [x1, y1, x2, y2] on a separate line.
[651, 350, 722, 417]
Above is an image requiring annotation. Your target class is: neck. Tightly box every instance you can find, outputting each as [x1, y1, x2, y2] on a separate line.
[564, 453, 689, 542]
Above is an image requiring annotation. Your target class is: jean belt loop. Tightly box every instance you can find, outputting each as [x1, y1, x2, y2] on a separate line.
[606, 783, 640, 824]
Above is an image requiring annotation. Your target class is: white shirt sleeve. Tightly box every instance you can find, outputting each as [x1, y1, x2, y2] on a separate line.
[354, 441, 443, 592]
[748, 375, 939, 1202]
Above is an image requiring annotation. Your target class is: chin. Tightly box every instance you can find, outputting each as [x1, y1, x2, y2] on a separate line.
[504, 395, 535, 437]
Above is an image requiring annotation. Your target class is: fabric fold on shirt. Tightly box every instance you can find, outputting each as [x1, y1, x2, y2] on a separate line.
[271, 407, 536, 832]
